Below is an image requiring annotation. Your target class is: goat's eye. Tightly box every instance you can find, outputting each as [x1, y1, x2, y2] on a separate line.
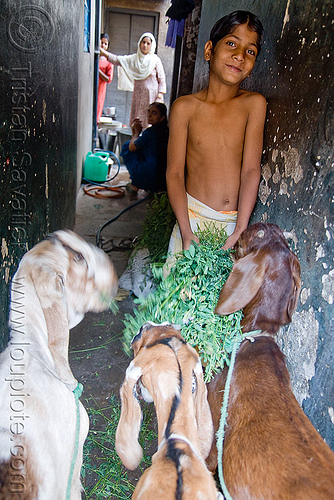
[73, 252, 84, 262]
[57, 273, 65, 287]
[191, 374, 197, 393]
[257, 230, 265, 239]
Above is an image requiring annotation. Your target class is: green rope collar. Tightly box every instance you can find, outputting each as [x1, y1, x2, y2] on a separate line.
[66, 382, 84, 500]
[216, 335, 243, 500]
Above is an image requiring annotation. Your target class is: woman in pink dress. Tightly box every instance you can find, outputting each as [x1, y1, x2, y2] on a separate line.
[100, 33, 166, 129]
[97, 33, 114, 124]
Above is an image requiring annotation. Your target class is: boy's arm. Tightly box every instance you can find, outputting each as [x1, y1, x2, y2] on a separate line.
[166, 98, 198, 250]
[223, 94, 267, 250]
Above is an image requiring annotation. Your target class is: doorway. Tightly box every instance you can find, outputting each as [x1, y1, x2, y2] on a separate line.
[104, 8, 160, 126]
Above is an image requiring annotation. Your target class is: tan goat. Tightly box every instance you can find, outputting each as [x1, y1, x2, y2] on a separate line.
[0, 230, 118, 499]
[116, 323, 220, 499]
[206, 222, 334, 499]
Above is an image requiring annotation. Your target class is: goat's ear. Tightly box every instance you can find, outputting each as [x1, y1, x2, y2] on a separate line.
[215, 251, 266, 315]
[31, 261, 77, 389]
[286, 256, 301, 321]
[193, 358, 214, 459]
[115, 359, 144, 470]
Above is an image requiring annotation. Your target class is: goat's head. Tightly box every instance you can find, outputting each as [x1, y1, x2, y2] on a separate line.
[10, 230, 118, 388]
[131, 321, 183, 356]
[49, 230, 118, 325]
[115, 323, 213, 470]
[215, 223, 301, 334]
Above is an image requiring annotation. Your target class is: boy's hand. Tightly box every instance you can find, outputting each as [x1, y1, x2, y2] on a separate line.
[222, 230, 242, 250]
[182, 233, 199, 251]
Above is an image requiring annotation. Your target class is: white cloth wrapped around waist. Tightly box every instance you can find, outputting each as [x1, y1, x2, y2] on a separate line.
[167, 193, 238, 257]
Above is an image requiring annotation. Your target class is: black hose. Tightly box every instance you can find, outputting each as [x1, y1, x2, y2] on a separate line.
[84, 148, 150, 247]
[96, 193, 151, 247]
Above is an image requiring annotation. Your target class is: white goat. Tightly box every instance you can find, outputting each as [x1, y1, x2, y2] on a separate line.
[0, 230, 118, 499]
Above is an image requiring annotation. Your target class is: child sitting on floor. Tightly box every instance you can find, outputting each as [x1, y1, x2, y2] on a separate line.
[121, 102, 169, 193]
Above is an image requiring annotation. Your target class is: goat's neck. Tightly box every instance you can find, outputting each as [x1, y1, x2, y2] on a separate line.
[8, 278, 64, 376]
[241, 314, 281, 337]
[171, 398, 200, 450]
[152, 380, 200, 454]
[243, 331, 275, 342]
[235, 336, 287, 384]
[9, 279, 49, 347]
[153, 396, 175, 444]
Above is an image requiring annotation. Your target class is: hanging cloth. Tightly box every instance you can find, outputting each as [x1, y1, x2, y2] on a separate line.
[165, 0, 195, 48]
[165, 19, 185, 48]
[166, 0, 195, 21]
[117, 33, 158, 92]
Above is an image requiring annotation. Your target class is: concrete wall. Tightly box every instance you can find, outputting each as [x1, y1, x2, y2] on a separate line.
[0, 0, 89, 349]
[77, 1, 97, 190]
[193, 0, 333, 448]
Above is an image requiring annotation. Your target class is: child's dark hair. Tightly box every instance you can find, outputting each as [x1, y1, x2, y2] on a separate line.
[210, 11, 263, 56]
[100, 33, 110, 41]
[149, 102, 168, 125]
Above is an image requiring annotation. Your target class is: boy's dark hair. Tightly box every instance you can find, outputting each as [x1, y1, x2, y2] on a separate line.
[100, 33, 110, 41]
[210, 10, 263, 56]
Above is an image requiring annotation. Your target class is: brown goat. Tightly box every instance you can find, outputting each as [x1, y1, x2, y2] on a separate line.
[206, 223, 334, 499]
[115, 323, 220, 499]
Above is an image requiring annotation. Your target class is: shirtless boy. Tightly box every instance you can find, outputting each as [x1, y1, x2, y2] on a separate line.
[166, 11, 267, 253]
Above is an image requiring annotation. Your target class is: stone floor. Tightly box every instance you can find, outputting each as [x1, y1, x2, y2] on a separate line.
[69, 163, 154, 498]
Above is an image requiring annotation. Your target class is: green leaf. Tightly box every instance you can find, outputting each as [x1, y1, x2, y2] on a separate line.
[122, 222, 243, 382]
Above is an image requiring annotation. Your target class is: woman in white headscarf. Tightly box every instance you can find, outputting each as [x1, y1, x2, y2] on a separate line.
[100, 33, 166, 128]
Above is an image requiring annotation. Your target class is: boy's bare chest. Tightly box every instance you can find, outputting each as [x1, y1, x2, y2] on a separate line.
[189, 106, 247, 148]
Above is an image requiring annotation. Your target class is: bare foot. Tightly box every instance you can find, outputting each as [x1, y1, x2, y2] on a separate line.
[126, 183, 139, 193]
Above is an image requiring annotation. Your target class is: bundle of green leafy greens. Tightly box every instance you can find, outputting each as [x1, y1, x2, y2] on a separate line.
[123, 222, 243, 382]
[134, 192, 176, 264]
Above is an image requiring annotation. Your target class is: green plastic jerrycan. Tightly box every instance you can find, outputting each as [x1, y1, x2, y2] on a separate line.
[83, 151, 109, 182]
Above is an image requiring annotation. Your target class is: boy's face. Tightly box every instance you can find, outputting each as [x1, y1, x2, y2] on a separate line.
[205, 24, 259, 85]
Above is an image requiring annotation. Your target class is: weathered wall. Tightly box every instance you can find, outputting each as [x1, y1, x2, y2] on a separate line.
[193, 0, 333, 447]
[77, 0, 97, 190]
[176, 0, 202, 98]
[0, 1, 84, 349]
